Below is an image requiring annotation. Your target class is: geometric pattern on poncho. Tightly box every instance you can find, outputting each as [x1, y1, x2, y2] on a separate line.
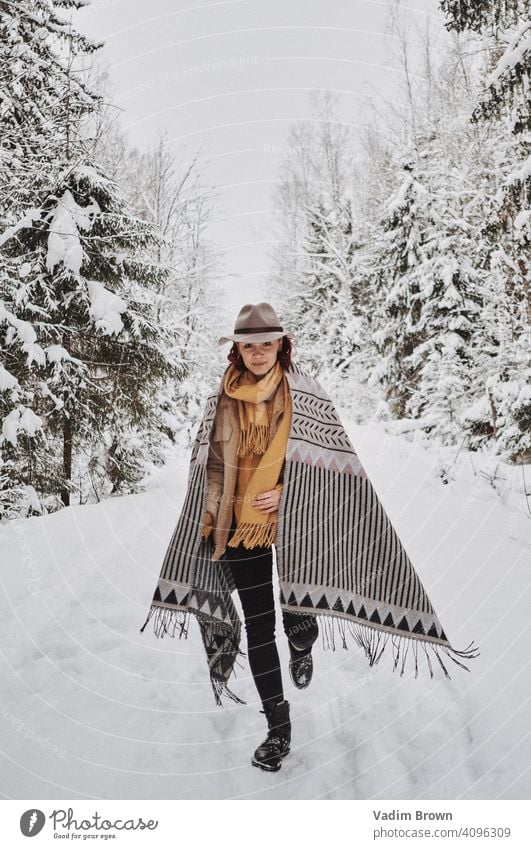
[279, 583, 448, 642]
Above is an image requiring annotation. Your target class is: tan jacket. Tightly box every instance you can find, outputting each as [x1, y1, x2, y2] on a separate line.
[204, 377, 288, 560]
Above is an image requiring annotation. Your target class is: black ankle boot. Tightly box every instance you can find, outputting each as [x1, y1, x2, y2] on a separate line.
[252, 699, 291, 772]
[288, 642, 314, 689]
[287, 616, 318, 690]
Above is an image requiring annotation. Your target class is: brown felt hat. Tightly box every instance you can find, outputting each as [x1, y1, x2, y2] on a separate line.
[218, 302, 289, 345]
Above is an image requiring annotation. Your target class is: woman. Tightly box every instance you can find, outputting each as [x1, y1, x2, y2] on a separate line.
[200, 303, 319, 771]
[140, 302, 478, 773]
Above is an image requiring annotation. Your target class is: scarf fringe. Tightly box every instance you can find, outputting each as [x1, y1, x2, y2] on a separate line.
[227, 519, 278, 550]
[317, 612, 480, 679]
[237, 423, 270, 457]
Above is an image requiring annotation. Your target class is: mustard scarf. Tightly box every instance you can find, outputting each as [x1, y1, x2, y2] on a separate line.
[223, 361, 292, 549]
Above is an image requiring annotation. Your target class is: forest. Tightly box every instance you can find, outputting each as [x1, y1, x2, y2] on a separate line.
[1, 0, 529, 519]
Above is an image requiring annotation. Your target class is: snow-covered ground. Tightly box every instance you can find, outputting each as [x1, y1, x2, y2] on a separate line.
[1, 418, 530, 800]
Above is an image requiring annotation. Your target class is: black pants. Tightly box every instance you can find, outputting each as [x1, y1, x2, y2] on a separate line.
[226, 539, 284, 705]
[225, 527, 318, 706]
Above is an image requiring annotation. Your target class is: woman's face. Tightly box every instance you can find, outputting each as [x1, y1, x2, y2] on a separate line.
[237, 338, 282, 377]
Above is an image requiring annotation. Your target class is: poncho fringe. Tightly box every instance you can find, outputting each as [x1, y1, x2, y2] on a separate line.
[140, 601, 480, 706]
[139, 603, 248, 707]
[315, 610, 479, 677]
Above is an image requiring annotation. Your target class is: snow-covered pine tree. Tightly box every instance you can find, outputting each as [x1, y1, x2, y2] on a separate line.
[125, 134, 222, 448]
[85, 79, 224, 448]
[293, 198, 357, 373]
[271, 95, 372, 412]
[440, 0, 530, 461]
[2, 161, 182, 511]
[369, 156, 431, 419]
[0, 0, 102, 214]
[404, 132, 487, 444]
[277, 190, 369, 412]
[371, 130, 499, 446]
[1, 2, 182, 515]
[0, 0, 102, 515]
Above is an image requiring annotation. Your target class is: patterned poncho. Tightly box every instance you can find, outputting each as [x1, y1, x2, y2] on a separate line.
[140, 362, 479, 705]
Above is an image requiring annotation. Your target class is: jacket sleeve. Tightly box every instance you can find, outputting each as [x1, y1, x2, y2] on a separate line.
[205, 423, 224, 523]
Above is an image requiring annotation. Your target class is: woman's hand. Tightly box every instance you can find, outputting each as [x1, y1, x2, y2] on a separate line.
[202, 511, 213, 539]
[252, 488, 281, 514]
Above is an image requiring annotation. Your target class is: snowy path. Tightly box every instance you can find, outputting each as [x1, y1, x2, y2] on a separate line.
[1, 422, 529, 799]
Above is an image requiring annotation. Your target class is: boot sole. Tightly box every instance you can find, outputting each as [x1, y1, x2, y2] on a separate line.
[251, 748, 291, 772]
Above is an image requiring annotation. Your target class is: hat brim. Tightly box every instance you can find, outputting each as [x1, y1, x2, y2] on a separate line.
[218, 330, 287, 346]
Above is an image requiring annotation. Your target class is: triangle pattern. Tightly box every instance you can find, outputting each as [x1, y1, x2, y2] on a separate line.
[276, 582, 447, 648]
[163, 589, 178, 605]
[300, 593, 314, 609]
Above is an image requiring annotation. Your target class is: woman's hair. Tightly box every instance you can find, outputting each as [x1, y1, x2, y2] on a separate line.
[227, 334, 295, 371]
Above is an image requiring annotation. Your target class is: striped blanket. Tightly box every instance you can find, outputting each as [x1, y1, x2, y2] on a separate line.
[140, 362, 479, 705]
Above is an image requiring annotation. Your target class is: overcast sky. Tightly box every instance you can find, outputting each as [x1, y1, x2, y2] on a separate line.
[74, 0, 441, 318]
